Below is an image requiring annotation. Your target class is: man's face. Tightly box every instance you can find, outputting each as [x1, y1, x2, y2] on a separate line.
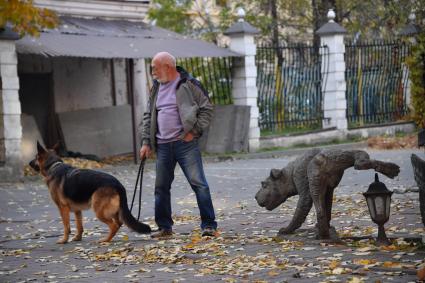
[151, 60, 169, 83]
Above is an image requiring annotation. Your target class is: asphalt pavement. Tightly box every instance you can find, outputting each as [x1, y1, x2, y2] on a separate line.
[1, 145, 424, 282]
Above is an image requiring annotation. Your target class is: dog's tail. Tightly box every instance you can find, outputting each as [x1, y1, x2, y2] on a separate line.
[115, 182, 151, 234]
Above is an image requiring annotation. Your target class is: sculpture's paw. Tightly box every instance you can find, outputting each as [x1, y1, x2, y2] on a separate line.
[377, 162, 400, 179]
[278, 227, 294, 235]
[315, 227, 344, 244]
[315, 233, 330, 240]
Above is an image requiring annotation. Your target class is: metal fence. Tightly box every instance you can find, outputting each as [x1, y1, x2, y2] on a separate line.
[177, 57, 233, 105]
[145, 57, 232, 105]
[345, 41, 411, 128]
[256, 44, 329, 134]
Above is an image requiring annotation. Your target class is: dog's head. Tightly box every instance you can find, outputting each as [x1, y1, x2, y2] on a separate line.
[29, 141, 62, 176]
[255, 168, 295, 211]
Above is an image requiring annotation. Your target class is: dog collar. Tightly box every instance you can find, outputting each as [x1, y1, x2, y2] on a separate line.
[47, 161, 63, 174]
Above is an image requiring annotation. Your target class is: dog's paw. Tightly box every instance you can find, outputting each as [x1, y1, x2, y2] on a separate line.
[72, 235, 82, 241]
[98, 238, 112, 243]
[56, 238, 68, 244]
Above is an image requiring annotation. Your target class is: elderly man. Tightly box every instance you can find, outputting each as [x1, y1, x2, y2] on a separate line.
[140, 51, 217, 238]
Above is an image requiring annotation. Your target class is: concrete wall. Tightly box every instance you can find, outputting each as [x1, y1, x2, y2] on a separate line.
[50, 104, 251, 157]
[52, 58, 126, 112]
[58, 105, 132, 157]
[200, 105, 250, 153]
[18, 56, 128, 112]
[18, 56, 130, 155]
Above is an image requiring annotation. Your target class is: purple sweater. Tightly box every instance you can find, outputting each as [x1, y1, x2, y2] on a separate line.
[156, 75, 183, 143]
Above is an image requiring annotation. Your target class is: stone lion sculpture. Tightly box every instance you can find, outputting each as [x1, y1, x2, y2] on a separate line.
[255, 148, 400, 240]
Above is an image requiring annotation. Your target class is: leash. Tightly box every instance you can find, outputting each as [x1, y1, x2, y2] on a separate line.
[130, 158, 146, 221]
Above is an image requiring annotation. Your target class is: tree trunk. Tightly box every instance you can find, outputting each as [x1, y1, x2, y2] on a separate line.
[270, 0, 283, 66]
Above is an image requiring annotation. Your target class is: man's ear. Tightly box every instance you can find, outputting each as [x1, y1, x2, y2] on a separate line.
[52, 141, 61, 153]
[270, 169, 283, 179]
[37, 141, 46, 154]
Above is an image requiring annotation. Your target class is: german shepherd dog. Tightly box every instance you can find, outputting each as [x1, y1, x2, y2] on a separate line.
[29, 142, 151, 243]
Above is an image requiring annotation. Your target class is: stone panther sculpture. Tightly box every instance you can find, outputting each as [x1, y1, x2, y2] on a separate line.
[255, 148, 400, 240]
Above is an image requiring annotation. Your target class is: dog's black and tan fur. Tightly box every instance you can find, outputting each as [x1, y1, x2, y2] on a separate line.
[30, 142, 151, 244]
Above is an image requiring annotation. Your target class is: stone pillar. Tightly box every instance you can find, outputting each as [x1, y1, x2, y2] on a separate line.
[224, 8, 260, 152]
[316, 9, 348, 130]
[133, 58, 148, 139]
[0, 27, 23, 181]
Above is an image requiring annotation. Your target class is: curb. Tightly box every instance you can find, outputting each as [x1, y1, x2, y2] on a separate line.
[203, 141, 368, 163]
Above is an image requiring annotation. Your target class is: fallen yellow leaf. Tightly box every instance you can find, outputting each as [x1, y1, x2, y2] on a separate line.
[268, 270, 279, 276]
[353, 258, 377, 265]
[381, 245, 397, 251]
[332, 267, 345, 275]
[329, 260, 340, 269]
[347, 277, 365, 283]
[382, 261, 402, 268]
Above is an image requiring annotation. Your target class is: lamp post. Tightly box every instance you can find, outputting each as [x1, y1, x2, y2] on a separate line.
[363, 173, 393, 246]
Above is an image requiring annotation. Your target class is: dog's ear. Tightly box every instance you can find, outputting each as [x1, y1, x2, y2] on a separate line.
[52, 141, 61, 153]
[37, 141, 46, 154]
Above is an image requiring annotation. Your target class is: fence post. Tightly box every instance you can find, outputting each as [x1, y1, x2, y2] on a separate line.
[224, 8, 260, 152]
[316, 9, 348, 130]
[0, 27, 23, 181]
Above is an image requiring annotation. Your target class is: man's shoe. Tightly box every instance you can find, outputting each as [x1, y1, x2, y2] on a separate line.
[201, 227, 217, 237]
[151, 229, 173, 239]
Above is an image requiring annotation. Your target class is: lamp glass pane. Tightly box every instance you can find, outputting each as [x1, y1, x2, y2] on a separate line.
[375, 196, 385, 218]
[366, 197, 376, 219]
[385, 195, 391, 218]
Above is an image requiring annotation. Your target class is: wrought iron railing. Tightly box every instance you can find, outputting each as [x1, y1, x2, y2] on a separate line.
[145, 57, 232, 105]
[345, 41, 411, 128]
[256, 44, 329, 134]
[177, 57, 233, 105]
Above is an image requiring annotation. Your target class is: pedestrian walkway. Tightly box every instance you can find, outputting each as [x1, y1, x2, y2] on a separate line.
[0, 147, 424, 282]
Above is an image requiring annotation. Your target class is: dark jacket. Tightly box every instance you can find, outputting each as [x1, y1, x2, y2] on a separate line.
[141, 66, 213, 152]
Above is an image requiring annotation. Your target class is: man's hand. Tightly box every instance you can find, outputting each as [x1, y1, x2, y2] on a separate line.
[139, 144, 152, 160]
[183, 131, 194, 142]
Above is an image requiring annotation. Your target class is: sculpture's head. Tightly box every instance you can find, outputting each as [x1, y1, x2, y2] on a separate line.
[255, 168, 293, 210]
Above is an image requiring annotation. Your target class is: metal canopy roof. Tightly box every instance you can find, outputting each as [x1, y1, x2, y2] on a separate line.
[16, 17, 240, 58]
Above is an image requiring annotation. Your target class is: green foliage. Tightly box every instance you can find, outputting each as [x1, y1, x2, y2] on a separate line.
[147, 0, 422, 44]
[225, 0, 312, 43]
[147, 0, 193, 35]
[406, 33, 425, 128]
[0, 0, 58, 37]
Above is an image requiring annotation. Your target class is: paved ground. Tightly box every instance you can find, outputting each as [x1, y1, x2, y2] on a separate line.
[1, 145, 424, 283]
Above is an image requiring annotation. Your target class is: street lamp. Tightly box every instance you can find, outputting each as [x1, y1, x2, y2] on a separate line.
[363, 173, 393, 245]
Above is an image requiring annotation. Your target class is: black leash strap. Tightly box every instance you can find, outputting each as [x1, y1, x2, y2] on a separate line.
[130, 158, 146, 221]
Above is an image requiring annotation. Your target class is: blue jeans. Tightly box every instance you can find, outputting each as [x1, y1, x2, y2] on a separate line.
[155, 139, 217, 231]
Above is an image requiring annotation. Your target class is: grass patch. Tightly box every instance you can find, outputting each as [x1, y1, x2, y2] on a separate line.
[259, 136, 366, 153]
[260, 124, 321, 137]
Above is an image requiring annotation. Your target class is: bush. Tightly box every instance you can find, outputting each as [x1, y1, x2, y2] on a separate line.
[407, 33, 425, 128]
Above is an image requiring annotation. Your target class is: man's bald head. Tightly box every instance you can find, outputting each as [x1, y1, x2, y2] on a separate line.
[152, 52, 176, 67]
[151, 52, 178, 83]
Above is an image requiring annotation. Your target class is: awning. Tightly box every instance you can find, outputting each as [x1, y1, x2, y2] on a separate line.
[16, 16, 240, 59]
